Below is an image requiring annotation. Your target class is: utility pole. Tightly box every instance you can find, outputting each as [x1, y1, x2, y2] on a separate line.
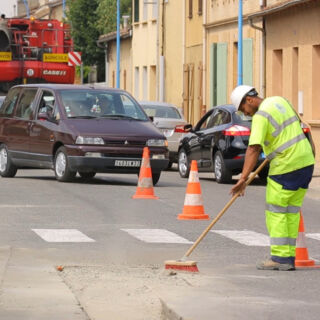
[23, 0, 30, 18]
[116, 0, 120, 88]
[238, 0, 243, 85]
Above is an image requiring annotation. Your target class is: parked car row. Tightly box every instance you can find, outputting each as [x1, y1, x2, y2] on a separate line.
[1, 84, 311, 185]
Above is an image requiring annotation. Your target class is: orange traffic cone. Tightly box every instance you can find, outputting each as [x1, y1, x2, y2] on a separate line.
[177, 160, 209, 220]
[132, 147, 159, 199]
[295, 211, 319, 268]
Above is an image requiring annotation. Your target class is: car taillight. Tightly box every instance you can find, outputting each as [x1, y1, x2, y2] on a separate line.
[223, 125, 251, 136]
[174, 125, 186, 133]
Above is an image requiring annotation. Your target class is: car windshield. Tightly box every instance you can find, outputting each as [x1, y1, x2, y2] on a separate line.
[59, 90, 149, 121]
[141, 104, 182, 119]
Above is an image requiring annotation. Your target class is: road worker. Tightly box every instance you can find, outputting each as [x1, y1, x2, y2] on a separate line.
[230, 85, 315, 271]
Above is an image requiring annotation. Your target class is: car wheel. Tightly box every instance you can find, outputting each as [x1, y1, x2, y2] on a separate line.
[79, 171, 96, 179]
[213, 151, 232, 184]
[152, 172, 161, 185]
[54, 146, 76, 182]
[0, 144, 17, 178]
[178, 149, 190, 178]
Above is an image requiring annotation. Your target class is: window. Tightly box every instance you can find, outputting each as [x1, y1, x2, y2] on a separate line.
[134, 0, 140, 22]
[15, 89, 37, 119]
[38, 91, 57, 119]
[59, 90, 148, 120]
[0, 88, 20, 116]
[152, 0, 158, 19]
[207, 110, 231, 129]
[198, 0, 202, 15]
[143, 0, 148, 21]
[188, 0, 193, 18]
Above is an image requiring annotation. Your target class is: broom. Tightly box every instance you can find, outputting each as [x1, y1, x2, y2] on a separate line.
[165, 158, 269, 272]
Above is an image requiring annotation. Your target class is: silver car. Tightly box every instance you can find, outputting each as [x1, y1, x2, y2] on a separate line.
[139, 101, 187, 168]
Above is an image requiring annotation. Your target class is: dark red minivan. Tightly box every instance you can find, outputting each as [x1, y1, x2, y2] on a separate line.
[0, 84, 169, 184]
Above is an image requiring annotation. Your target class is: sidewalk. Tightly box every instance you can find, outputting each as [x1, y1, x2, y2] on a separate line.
[0, 247, 89, 320]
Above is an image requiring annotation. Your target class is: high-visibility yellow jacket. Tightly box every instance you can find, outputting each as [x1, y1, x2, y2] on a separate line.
[249, 96, 314, 175]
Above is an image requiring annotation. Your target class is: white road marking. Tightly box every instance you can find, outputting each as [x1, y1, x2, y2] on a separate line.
[0, 205, 73, 208]
[211, 230, 270, 246]
[121, 229, 193, 244]
[32, 229, 95, 242]
[306, 233, 320, 241]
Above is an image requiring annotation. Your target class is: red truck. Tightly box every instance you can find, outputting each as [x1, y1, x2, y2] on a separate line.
[0, 17, 77, 93]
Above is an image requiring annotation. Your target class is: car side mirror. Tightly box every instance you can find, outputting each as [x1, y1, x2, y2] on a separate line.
[184, 124, 193, 132]
[149, 116, 154, 122]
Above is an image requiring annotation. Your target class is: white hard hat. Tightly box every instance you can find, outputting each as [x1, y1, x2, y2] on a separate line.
[230, 85, 256, 110]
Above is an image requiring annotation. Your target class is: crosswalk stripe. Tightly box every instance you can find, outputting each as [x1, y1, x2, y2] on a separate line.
[32, 229, 95, 242]
[121, 229, 193, 244]
[306, 233, 320, 241]
[211, 230, 270, 246]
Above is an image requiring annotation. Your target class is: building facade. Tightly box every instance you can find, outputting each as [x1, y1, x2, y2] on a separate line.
[184, 0, 204, 124]
[17, 0, 64, 19]
[205, 0, 320, 163]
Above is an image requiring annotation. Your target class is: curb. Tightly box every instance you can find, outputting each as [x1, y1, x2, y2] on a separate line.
[160, 298, 185, 320]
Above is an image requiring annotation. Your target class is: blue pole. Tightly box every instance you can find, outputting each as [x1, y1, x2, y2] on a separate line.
[116, 0, 120, 88]
[237, 0, 243, 85]
[62, 0, 66, 18]
[23, 0, 30, 18]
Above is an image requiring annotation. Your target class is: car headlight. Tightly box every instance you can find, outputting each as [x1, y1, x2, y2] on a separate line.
[146, 139, 168, 147]
[76, 136, 104, 145]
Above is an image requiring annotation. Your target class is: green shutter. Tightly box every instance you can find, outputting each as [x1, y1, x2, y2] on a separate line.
[210, 43, 217, 107]
[216, 43, 228, 105]
[134, 0, 139, 22]
[243, 38, 253, 86]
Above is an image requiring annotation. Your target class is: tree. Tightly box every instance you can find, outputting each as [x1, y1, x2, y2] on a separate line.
[66, 0, 105, 81]
[96, 0, 132, 35]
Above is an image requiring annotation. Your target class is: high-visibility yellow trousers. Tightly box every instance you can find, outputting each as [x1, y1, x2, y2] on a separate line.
[265, 177, 307, 265]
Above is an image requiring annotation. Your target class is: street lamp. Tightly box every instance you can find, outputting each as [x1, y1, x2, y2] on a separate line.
[238, 0, 243, 85]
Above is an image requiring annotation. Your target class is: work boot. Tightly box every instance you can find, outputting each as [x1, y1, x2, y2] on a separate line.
[256, 259, 295, 271]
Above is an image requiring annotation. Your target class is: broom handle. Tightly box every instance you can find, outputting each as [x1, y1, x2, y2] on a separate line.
[184, 158, 269, 258]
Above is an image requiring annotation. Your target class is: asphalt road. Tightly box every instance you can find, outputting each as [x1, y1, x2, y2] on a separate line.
[0, 167, 319, 319]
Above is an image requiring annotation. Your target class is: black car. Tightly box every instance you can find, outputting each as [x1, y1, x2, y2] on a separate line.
[178, 104, 267, 183]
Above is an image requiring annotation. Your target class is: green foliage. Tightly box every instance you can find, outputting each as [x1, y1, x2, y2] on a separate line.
[66, 0, 105, 77]
[66, 0, 131, 82]
[96, 0, 132, 35]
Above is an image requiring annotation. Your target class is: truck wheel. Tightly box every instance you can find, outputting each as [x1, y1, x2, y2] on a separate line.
[213, 151, 232, 184]
[0, 144, 17, 178]
[54, 146, 76, 182]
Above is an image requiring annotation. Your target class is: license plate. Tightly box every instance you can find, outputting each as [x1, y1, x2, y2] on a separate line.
[114, 160, 141, 167]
